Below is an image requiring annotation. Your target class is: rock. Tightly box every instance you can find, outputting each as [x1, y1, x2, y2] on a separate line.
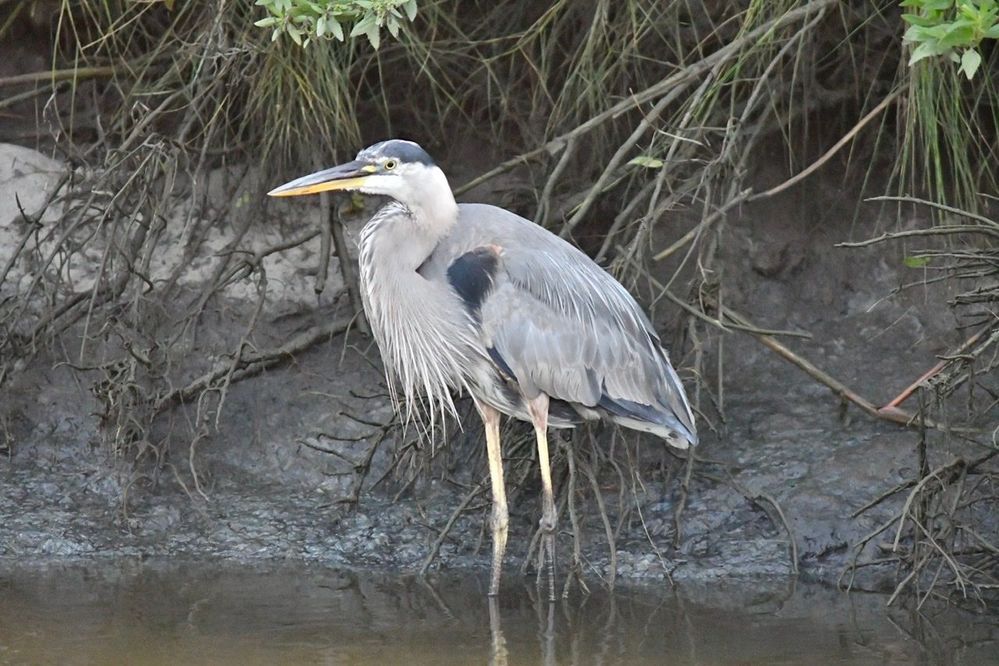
[0, 143, 64, 228]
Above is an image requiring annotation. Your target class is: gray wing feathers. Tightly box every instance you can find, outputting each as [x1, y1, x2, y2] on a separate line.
[440, 204, 696, 443]
[482, 285, 604, 405]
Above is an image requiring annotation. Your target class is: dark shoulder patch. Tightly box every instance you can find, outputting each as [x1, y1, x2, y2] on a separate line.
[447, 247, 500, 319]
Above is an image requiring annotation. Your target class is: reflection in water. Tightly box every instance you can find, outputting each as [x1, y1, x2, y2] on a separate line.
[0, 560, 996, 665]
[489, 597, 507, 666]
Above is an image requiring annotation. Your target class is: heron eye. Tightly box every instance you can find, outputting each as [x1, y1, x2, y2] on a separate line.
[384, 159, 397, 171]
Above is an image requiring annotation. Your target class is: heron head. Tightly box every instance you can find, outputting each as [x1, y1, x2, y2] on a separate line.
[267, 139, 444, 204]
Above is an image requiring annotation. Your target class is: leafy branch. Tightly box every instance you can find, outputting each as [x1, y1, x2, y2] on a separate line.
[254, 0, 418, 49]
[902, 0, 999, 79]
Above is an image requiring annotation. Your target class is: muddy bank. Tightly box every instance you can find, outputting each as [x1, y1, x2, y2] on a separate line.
[1, 142, 994, 594]
[0, 348, 924, 588]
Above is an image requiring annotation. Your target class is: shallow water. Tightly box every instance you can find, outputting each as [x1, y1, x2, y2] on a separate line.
[0, 561, 995, 665]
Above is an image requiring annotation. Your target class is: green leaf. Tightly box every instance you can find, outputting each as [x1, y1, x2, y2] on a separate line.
[920, 22, 953, 39]
[985, 23, 999, 38]
[903, 255, 931, 268]
[628, 155, 664, 169]
[254, 16, 279, 27]
[959, 3, 980, 20]
[903, 24, 933, 43]
[908, 40, 948, 65]
[901, 13, 938, 27]
[329, 18, 344, 40]
[960, 48, 982, 78]
[366, 24, 381, 49]
[403, 0, 418, 21]
[938, 22, 975, 48]
[350, 14, 377, 37]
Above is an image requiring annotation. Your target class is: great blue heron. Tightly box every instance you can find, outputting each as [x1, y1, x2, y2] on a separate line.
[269, 139, 697, 598]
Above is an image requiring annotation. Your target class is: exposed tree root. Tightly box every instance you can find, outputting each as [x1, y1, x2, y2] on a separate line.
[843, 444, 999, 607]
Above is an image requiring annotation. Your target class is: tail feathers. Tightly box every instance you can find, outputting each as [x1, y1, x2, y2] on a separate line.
[657, 349, 698, 445]
[597, 394, 698, 449]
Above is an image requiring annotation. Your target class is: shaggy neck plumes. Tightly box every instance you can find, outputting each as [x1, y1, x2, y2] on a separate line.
[357, 202, 478, 433]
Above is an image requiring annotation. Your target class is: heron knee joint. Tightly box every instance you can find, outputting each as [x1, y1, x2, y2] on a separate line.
[539, 515, 556, 534]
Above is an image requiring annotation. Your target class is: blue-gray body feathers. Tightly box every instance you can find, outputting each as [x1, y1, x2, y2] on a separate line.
[417, 203, 697, 447]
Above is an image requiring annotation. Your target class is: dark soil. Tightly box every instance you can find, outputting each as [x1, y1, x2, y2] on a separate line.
[3, 138, 990, 595]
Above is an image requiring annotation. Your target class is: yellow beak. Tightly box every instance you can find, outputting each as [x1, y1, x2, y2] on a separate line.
[267, 160, 375, 197]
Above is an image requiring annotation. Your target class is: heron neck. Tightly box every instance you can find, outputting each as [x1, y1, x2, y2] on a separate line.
[395, 165, 458, 260]
[409, 200, 458, 248]
[364, 202, 456, 271]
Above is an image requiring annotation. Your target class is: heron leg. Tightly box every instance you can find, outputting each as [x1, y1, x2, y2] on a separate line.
[478, 401, 508, 597]
[528, 393, 556, 602]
